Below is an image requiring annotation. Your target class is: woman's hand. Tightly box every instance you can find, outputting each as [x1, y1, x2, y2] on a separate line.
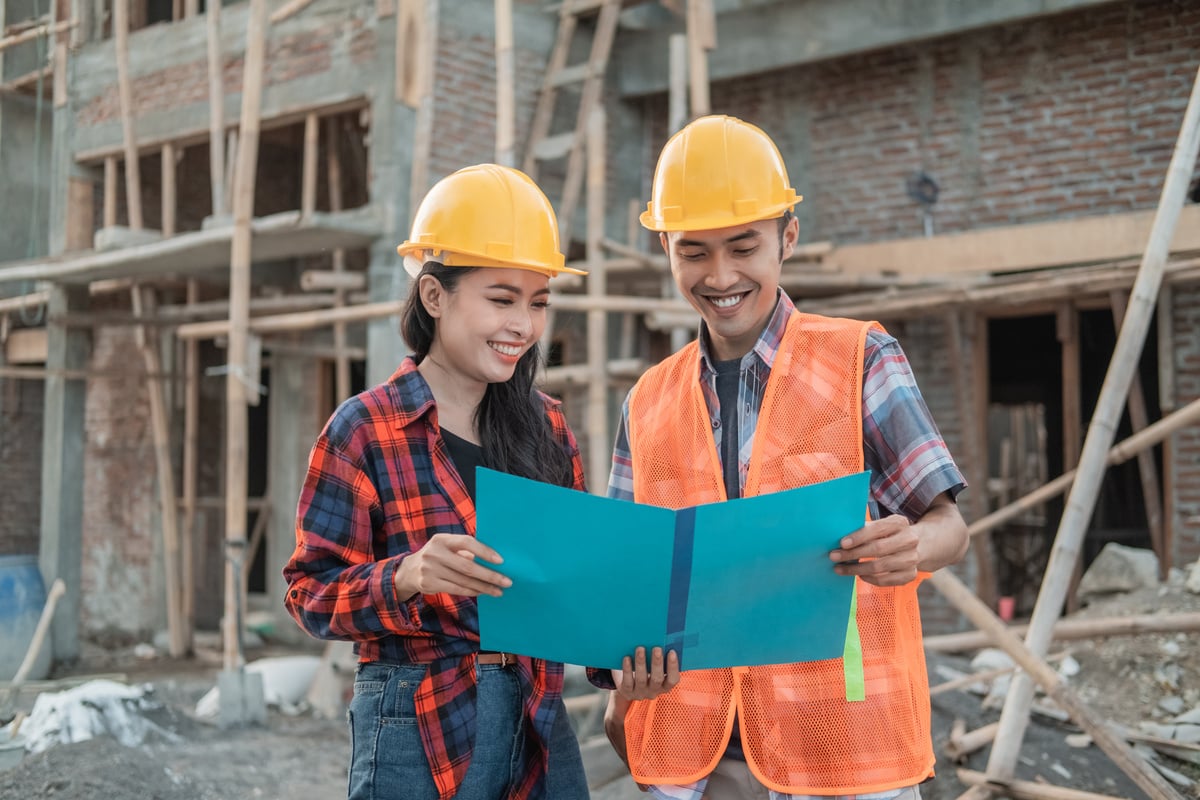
[394, 533, 511, 599]
[611, 646, 680, 701]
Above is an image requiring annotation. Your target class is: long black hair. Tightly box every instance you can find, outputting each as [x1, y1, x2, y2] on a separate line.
[401, 262, 575, 488]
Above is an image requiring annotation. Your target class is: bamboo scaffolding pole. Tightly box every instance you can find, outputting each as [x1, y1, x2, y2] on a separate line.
[269, 0, 316, 24]
[494, 0, 514, 167]
[968, 394, 1200, 539]
[1157, 286, 1176, 578]
[0, 17, 72, 51]
[957, 769, 1135, 800]
[112, 0, 143, 230]
[161, 143, 176, 237]
[180, 279, 200, 652]
[1110, 289, 1166, 574]
[300, 113, 318, 218]
[132, 287, 186, 656]
[924, 610, 1200, 653]
[299, 270, 366, 292]
[586, 108, 609, 494]
[223, 0, 269, 676]
[0, 64, 49, 95]
[928, 568, 1184, 799]
[175, 293, 696, 339]
[51, 293, 346, 328]
[685, 0, 710, 117]
[0, 290, 50, 314]
[946, 721, 999, 762]
[103, 157, 117, 227]
[207, 0, 226, 219]
[986, 66, 1200, 787]
[324, 116, 351, 401]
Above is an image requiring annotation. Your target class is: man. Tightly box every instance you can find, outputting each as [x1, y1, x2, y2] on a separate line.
[593, 115, 970, 800]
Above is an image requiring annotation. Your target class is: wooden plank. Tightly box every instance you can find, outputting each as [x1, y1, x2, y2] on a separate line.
[984, 64, 1200, 790]
[207, 0, 226, 218]
[112, 0, 143, 230]
[494, 0, 515, 167]
[957, 769, 1136, 800]
[4, 328, 48, 364]
[299, 269, 366, 292]
[1109, 290, 1165, 578]
[831, 205, 1200, 279]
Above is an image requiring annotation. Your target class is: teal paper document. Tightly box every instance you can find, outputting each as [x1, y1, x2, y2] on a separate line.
[475, 468, 869, 670]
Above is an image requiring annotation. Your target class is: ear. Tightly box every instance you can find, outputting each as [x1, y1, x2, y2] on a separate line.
[780, 215, 800, 261]
[659, 231, 670, 254]
[418, 274, 446, 319]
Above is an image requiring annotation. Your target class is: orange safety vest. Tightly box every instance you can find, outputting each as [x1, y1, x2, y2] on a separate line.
[624, 311, 934, 795]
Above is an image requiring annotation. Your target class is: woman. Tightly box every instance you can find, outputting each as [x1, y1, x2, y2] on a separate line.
[284, 164, 590, 800]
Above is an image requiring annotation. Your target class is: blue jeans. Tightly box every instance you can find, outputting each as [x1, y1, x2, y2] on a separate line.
[347, 662, 588, 800]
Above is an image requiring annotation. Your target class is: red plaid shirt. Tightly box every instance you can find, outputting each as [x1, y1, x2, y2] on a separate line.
[284, 358, 586, 800]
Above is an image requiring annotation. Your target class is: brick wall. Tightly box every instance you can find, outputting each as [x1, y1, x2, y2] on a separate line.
[0, 375, 45, 557]
[1172, 283, 1200, 567]
[75, 20, 373, 129]
[644, 0, 1200, 246]
[427, 28, 547, 188]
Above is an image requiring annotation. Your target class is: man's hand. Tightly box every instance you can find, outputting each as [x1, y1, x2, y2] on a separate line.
[394, 533, 511, 599]
[829, 493, 968, 587]
[829, 514, 920, 587]
[611, 646, 680, 701]
[604, 691, 648, 792]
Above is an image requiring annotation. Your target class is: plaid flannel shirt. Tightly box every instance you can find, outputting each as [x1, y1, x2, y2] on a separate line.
[590, 292, 965, 800]
[284, 358, 586, 800]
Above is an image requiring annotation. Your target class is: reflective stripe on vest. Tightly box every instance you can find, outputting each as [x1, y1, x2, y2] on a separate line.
[624, 311, 935, 795]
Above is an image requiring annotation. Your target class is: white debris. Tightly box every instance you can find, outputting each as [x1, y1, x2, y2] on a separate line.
[1160, 640, 1182, 657]
[1077, 543, 1159, 600]
[19, 679, 181, 754]
[1185, 560, 1200, 595]
[194, 655, 321, 720]
[1057, 655, 1081, 679]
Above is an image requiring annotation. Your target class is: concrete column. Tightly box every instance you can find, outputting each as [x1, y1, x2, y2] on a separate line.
[267, 351, 323, 642]
[364, 1, 431, 387]
[39, 285, 90, 664]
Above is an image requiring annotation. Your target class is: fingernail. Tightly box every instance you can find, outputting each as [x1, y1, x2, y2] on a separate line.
[841, 537, 852, 548]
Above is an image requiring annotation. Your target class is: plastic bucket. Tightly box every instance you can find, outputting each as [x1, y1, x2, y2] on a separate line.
[0, 734, 26, 772]
[0, 555, 52, 682]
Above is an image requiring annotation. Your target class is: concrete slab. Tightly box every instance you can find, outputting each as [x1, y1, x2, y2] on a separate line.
[94, 226, 163, 252]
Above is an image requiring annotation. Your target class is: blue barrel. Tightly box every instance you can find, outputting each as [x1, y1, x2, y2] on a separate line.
[0, 555, 52, 682]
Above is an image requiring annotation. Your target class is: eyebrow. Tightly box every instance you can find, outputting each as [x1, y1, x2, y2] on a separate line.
[675, 229, 762, 249]
[487, 283, 551, 297]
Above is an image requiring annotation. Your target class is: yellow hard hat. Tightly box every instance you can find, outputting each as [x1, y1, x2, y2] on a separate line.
[397, 164, 586, 278]
[640, 115, 802, 232]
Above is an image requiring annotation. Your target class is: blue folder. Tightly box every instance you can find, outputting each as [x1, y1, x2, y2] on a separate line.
[475, 468, 869, 671]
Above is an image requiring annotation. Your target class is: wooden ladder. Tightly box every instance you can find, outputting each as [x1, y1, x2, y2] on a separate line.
[523, 0, 624, 247]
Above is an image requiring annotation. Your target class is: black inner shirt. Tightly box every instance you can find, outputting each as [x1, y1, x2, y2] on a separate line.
[441, 428, 486, 503]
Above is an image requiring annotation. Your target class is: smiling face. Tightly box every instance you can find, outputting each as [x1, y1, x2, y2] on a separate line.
[662, 214, 798, 361]
[420, 266, 550, 387]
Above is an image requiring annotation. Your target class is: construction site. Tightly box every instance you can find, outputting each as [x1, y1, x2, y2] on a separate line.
[1, 0, 1200, 797]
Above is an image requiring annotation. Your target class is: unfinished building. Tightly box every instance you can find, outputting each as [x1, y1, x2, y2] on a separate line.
[1, 0, 1199, 684]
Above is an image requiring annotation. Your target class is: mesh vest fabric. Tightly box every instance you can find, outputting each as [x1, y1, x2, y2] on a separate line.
[624, 311, 935, 795]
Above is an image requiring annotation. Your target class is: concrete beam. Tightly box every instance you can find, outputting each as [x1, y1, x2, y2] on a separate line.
[614, 0, 1123, 97]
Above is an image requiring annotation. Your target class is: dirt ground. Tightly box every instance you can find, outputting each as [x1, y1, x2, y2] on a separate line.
[2, 576, 1198, 800]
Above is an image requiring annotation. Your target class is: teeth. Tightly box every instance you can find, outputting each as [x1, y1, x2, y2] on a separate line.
[490, 342, 521, 356]
[711, 295, 742, 308]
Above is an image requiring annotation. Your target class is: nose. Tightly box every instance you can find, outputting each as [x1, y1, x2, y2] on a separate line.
[702, 252, 740, 292]
[507, 305, 534, 340]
